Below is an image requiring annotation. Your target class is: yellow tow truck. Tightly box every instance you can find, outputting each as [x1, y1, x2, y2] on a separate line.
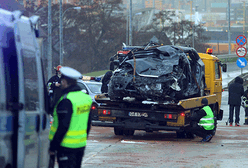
[92, 48, 227, 138]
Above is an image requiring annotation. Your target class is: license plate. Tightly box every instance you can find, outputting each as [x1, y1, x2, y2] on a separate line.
[129, 112, 148, 117]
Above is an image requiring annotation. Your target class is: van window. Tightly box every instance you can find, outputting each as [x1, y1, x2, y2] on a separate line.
[22, 49, 39, 111]
[3, 30, 19, 107]
[215, 62, 220, 79]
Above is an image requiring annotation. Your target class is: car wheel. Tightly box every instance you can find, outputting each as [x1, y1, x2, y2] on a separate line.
[123, 129, 135, 136]
[114, 127, 123, 135]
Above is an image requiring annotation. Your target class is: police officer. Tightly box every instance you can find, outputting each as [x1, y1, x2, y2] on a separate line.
[189, 98, 215, 142]
[49, 67, 93, 168]
[47, 65, 63, 110]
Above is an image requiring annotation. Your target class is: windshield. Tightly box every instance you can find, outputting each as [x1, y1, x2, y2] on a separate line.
[85, 83, 102, 94]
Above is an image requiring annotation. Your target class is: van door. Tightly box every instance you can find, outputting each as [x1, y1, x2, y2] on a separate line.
[1, 27, 20, 168]
[0, 43, 15, 168]
[36, 49, 50, 168]
[14, 17, 40, 168]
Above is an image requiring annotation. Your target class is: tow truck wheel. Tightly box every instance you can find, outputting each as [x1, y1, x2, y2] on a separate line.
[123, 129, 135, 136]
[114, 127, 124, 135]
[176, 131, 186, 139]
[186, 132, 195, 139]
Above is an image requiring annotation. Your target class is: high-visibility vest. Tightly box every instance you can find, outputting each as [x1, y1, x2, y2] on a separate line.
[198, 106, 215, 130]
[49, 91, 93, 148]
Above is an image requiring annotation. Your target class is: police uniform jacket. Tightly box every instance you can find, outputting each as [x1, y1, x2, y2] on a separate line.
[49, 84, 92, 152]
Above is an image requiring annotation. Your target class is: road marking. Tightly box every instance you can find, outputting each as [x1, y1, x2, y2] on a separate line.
[121, 140, 147, 144]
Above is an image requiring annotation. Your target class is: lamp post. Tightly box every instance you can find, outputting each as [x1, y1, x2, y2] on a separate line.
[59, 6, 81, 65]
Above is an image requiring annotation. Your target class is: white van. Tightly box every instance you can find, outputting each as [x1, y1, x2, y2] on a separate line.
[0, 9, 50, 168]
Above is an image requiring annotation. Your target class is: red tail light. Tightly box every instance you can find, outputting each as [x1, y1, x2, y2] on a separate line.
[180, 113, 185, 117]
[103, 110, 107, 115]
[164, 113, 177, 119]
[91, 105, 96, 110]
[102, 110, 111, 115]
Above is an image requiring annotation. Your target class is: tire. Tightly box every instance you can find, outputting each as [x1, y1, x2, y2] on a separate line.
[123, 129, 135, 136]
[186, 132, 195, 139]
[176, 131, 186, 139]
[108, 78, 124, 101]
[114, 127, 123, 135]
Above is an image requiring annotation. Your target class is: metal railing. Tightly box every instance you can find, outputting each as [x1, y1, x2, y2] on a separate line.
[215, 54, 248, 59]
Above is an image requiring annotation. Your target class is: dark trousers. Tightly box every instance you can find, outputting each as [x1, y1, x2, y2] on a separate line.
[229, 105, 240, 123]
[189, 124, 214, 139]
[57, 147, 86, 168]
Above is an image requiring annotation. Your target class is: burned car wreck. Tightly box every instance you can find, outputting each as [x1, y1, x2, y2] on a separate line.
[108, 45, 205, 102]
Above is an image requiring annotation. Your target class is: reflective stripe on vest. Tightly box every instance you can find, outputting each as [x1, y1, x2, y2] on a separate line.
[198, 106, 215, 130]
[49, 91, 93, 148]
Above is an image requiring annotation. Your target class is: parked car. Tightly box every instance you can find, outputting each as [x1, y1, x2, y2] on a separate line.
[108, 45, 205, 102]
[77, 80, 102, 120]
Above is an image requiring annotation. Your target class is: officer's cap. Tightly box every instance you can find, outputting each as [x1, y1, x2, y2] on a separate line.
[60, 67, 82, 80]
[201, 98, 208, 106]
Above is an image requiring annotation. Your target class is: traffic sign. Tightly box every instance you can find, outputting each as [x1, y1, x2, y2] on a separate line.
[236, 35, 247, 46]
[236, 47, 247, 57]
[236, 57, 247, 68]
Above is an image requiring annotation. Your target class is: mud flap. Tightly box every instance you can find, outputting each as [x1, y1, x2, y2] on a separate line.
[48, 154, 55, 168]
[217, 109, 223, 120]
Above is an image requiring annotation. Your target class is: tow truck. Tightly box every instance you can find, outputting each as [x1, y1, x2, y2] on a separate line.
[92, 47, 227, 138]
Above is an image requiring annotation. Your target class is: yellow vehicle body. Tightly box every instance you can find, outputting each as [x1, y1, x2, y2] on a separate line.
[199, 52, 224, 113]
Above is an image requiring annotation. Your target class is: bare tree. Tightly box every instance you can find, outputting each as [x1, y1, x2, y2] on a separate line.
[167, 20, 210, 52]
[133, 10, 175, 45]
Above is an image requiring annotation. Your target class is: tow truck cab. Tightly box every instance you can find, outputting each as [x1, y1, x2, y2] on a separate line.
[0, 9, 50, 168]
[199, 49, 227, 120]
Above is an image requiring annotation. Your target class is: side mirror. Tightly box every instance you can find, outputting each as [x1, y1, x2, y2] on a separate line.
[222, 64, 227, 72]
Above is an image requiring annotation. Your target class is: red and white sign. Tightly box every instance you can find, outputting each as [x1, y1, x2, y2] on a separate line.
[236, 35, 247, 47]
[236, 47, 247, 57]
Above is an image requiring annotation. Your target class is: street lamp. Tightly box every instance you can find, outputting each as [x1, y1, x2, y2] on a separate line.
[60, 6, 81, 65]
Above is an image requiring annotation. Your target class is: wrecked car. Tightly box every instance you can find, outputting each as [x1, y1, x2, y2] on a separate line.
[108, 44, 205, 101]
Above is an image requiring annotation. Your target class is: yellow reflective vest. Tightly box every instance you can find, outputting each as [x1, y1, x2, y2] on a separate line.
[198, 106, 215, 130]
[49, 91, 92, 148]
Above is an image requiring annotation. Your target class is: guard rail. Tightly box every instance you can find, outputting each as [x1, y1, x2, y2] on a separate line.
[216, 54, 248, 59]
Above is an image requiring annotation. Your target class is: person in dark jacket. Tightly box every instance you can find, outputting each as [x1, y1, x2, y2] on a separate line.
[101, 71, 112, 94]
[189, 98, 215, 142]
[101, 62, 115, 94]
[47, 65, 63, 112]
[228, 76, 244, 126]
[49, 67, 93, 168]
